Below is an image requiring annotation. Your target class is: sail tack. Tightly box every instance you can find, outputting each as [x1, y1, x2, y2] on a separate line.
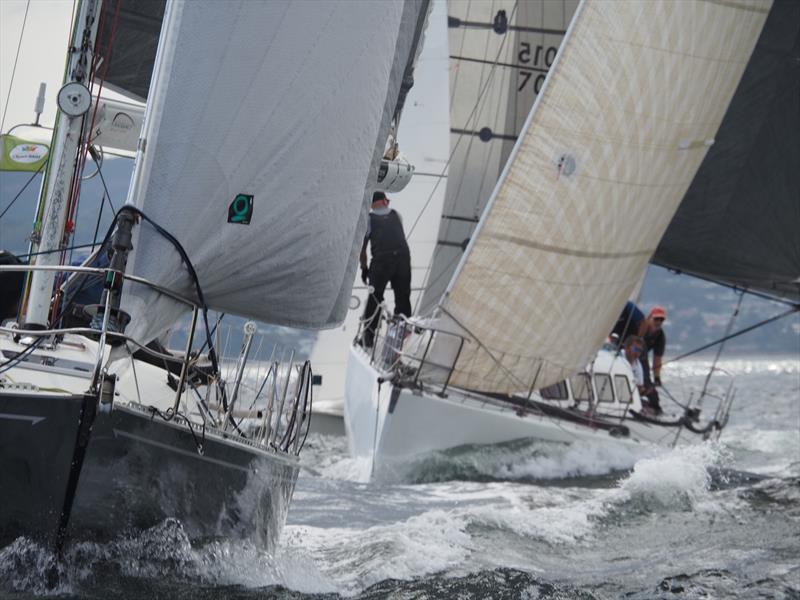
[122, 0, 425, 340]
[431, 0, 771, 394]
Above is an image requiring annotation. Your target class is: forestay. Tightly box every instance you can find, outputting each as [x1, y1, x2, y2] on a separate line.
[121, 0, 424, 342]
[429, 0, 770, 394]
[418, 0, 579, 315]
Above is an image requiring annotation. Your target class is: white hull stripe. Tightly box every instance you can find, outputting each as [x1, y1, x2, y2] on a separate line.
[0, 413, 45, 425]
[113, 429, 251, 473]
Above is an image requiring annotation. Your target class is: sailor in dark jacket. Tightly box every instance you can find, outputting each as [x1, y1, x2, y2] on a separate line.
[359, 191, 411, 348]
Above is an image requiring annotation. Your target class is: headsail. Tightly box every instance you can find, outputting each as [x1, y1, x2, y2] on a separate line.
[121, 0, 425, 342]
[418, 0, 579, 315]
[96, 0, 165, 102]
[654, 0, 799, 302]
[428, 0, 770, 394]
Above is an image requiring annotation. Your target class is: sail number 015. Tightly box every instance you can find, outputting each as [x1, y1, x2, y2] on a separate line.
[517, 42, 557, 93]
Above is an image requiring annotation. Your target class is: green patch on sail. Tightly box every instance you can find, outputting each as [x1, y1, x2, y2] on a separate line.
[228, 194, 253, 225]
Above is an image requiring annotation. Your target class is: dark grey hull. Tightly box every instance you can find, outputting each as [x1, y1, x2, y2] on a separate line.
[0, 392, 298, 550]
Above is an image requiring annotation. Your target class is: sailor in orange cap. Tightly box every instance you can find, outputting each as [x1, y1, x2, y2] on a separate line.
[640, 306, 667, 413]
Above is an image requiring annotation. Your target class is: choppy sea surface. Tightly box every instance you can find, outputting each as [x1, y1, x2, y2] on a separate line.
[2, 357, 798, 599]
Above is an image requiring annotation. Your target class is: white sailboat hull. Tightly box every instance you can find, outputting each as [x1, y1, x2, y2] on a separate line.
[345, 345, 686, 472]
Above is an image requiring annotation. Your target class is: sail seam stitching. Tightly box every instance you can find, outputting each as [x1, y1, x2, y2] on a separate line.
[485, 233, 655, 259]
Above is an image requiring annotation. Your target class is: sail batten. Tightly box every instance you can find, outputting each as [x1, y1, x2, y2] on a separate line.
[423, 0, 771, 395]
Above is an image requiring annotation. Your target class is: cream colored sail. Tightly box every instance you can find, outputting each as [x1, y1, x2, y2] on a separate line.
[419, 0, 579, 314]
[431, 0, 770, 394]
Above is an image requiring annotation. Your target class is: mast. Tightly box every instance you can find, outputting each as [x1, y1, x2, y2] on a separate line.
[24, 0, 101, 328]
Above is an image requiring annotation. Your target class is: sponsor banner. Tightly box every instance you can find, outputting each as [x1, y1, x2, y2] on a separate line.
[0, 134, 49, 172]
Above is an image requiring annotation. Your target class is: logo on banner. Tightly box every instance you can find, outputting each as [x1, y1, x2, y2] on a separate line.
[9, 143, 48, 164]
[0, 134, 49, 172]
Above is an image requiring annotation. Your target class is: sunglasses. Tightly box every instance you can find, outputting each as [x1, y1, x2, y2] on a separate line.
[653, 317, 665, 323]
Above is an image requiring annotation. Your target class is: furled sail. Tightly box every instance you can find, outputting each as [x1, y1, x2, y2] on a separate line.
[654, 0, 799, 302]
[418, 0, 579, 315]
[121, 0, 425, 342]
[427, 0, 770, 395]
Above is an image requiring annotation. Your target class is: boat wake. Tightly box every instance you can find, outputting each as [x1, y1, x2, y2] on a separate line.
[0, 518, 332, 597]
[612, 443, 723, 512]
[394, 438, 653, 485]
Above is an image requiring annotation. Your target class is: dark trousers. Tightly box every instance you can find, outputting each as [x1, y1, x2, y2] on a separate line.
[362, 250, 411, 347]
[640, 354, 662, 412]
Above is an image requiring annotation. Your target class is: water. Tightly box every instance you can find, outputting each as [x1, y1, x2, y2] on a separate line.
[2, 358, 798, 599]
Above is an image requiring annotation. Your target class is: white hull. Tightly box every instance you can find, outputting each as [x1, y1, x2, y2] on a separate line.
[345, 345, 689, 473]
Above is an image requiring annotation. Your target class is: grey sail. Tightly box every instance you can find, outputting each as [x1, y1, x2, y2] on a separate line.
[122, 0, 426, 344]
[418, 0, 579, 315]
[653, 0, 800, 302]
[0, 0, 430, 551]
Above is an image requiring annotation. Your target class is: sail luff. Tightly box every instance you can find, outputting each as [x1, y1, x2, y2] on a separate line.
[418, 0, 579, 315]
[428, 0, 771, 395]
[441, 1, 588, 312]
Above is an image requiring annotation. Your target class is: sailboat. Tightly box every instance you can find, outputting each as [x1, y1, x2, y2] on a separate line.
[0, 0, 428, 551]
[306, 1, 450, 437]
[344, 0, 785, 473]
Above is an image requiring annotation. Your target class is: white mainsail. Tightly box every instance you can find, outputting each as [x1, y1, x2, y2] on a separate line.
[428, 0, 770, 394]
[418, 0, 579, 315]
[121, 0, 425, 342]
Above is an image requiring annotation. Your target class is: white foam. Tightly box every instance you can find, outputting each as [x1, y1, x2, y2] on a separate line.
[282, 509, 473, 595]
[617, 443, 723, 510]
[497, 440, 651, 480]
[318, 455, 374, 483]
[193, 540, 335, 593]
[468, 499, 604, 545]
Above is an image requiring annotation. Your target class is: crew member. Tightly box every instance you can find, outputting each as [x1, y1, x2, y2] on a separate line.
[610, 300, 645, 346]
[623, 335, 646, 392]
[640, 305, 667, 413]
[359, 191, 411, 348]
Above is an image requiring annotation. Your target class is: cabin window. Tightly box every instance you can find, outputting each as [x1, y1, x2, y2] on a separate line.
[594, 374, 614, 403]
[615, 374, 632, 404]
[540, 380, 568, 400]
[570, 373, 592, 402]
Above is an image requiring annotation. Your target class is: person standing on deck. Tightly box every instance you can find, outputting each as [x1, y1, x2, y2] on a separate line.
[639, 306, 667, 414]
[359, 191, 411, 348]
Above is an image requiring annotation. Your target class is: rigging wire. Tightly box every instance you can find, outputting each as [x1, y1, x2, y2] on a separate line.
[0, 161, 45, 221]
[0, 0, 31, 134]
[697, 291, 745, 407]
[0, 336, 43, 375]
[662, 305, 799, 366]
[14, 242, 102, 261]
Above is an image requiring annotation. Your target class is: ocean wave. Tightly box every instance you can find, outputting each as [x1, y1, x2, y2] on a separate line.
[0, 519, 334, 597]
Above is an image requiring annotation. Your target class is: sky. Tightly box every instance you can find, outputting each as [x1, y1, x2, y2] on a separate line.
[1, 0, 797, 360]
[0, 0, 76, 138]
